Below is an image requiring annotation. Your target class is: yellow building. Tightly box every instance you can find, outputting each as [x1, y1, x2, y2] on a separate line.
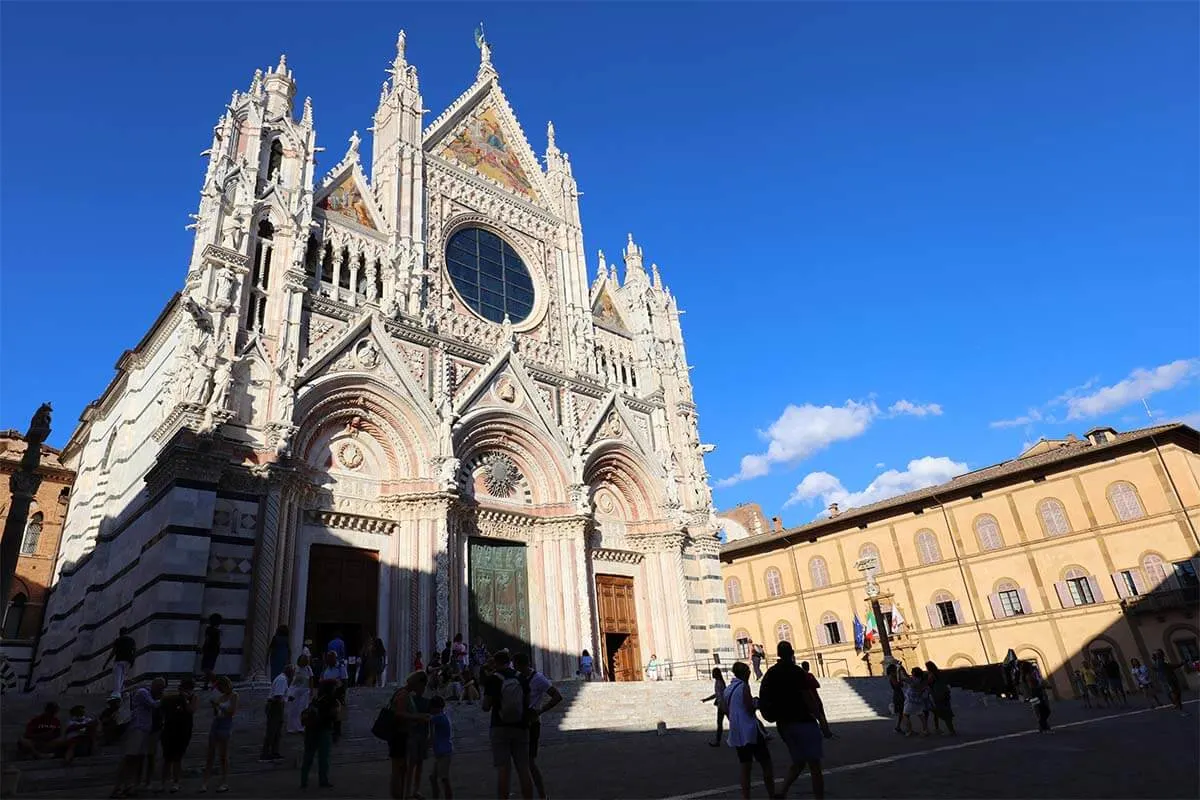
[720, 424, 1200, 697]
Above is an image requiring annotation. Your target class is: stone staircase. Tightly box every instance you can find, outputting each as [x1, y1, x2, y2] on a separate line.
[1, 676, 892, 793]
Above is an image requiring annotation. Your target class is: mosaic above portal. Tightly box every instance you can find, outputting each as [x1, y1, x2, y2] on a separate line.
[319, 174, 376, 230]
[440, 107, 535, 198]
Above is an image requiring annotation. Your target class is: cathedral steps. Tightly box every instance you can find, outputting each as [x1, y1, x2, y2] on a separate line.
[3, 677, 892, 792]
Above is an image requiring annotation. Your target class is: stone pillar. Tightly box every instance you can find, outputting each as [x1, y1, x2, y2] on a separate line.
[245, 468, 285, 678]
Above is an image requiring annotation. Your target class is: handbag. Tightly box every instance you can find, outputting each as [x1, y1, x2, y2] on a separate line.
[371, 705, 394, 740]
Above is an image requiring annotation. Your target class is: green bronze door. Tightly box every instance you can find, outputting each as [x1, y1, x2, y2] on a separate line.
[469, 539, 530, 655]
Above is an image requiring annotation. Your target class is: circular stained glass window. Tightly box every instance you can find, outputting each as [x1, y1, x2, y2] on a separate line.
[445, 227, 535, 324]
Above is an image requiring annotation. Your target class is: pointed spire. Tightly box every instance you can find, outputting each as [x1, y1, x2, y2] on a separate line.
[597, 250, 607, 280]
[547, 121, 558, 151]
[651, 263, 662, 290]
[623, 233, 646, 277]
[302, 96, 313, 127]
[396, 30, 407, 64]
[250, 69, 263, 94]
[276, 53, 288, 75]
[380, 81, 390, 104]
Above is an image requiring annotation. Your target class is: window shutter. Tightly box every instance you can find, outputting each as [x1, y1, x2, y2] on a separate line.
[1016, 588, 1031, 614]
[816, 625, 828, 647]
[1162, 571, 1181, 591]
[951, 600, 964, 625]
[835, 622, 845, 644]
[926, 604, 942, 629]
[1131, 569, 1147, 595]
[1111, 573, 1129, 599]
[1054, 581, 1073, 608]
[988, 593, 1003, 619]
[1086, 575, 1103, 602]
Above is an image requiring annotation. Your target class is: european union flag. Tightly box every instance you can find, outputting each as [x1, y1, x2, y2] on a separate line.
[853, 612, 866, 652]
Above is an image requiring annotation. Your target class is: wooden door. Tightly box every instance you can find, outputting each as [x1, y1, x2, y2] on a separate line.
[596, 575, 642, 681]
[305, 544, 379, 659]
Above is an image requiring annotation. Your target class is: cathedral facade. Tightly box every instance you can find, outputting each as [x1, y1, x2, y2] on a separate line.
[34, 33, 730, 690]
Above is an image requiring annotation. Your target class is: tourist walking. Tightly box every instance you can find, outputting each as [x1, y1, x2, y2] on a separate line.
[578, 649, 594, 681]
[327, 631, 348, 681]
[429, 695, 454, 799]
[1102, 655, 1128, 706]
[201, 675, 238, 793]
[373, 636, 388, 687]
[111, 678, 164, 799]
[388, 670, 431, 799]
[701, 666, 728, 747]
[515, 652, 563, 800]
[300, 681, 337, 789]
[759, 642, 823, 800]
[158, 678, 198, 793]
[320, 650, 347, 743]
[200, 614, 222, 690]
[288, 654, 314, 734]
[260, 664, 293, 762]
[1152, 649, 1187, 714]
[750, 643, 764, 680]
[1070, 668, 1092, 708]
[901, 667, 931, 736]
[482, 649, 534, 800]
[722, 661, 777, 800]
[1130, 657, 1162, 707]
[925, 662, 956, 735]
[1081, 660, 1107, 707]
[646, 653, 660, 681]
[453, 633, 469, 672]
[886, 662, 906, 733]
[104, 627, 137, 697]
[407, 671, 433, 799]
[268, 625, 290, 681]
[1021, 662, 1051, 733]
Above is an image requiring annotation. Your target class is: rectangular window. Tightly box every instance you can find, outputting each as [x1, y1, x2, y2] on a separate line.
[1173, 561, 1199, 589]
[936, 601, 959, 626]
[998, 590, 1025, 616]
[1119, 570, 1140, 597]
[824, 622, 842, 645]
[1067, 577, 1096, 606]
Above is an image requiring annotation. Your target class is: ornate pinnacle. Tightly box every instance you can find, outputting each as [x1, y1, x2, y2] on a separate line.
[380, 81, 390, 103]
[276, 53, 288, 74]
[547, 121, 557, 149]
[597, 250, 607, 279]
[302, 96, 313, 126]
[651, 263, 662, 290]
[250, 69, 263, 94]
[396, 30, 407, 63]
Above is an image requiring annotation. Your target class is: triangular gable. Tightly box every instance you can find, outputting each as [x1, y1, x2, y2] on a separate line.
[424, 79, 548, 204]
[313, 161, 387, 234]
[580, 391, 653, 459]
[591, 285, 630, 333]
[453, 345, 568, 454]
[295, 313, 437, 428]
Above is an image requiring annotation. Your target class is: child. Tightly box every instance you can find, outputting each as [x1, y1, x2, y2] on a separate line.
[428, 696, 453, 799]
[300, 683, 336, 789]
[63, 705, 97, 764]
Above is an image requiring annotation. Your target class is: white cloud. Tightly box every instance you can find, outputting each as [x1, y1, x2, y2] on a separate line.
[717, 401, 878, 486]
[989, 358, 1198, 429]
[718, 396, 944, 486]
[887, 400, 943, 417]
[1064, 359, 1198, 420]
[784, 456, 970, 511]
[875, 462, 886, 469]
[989, 409, 1043, 429]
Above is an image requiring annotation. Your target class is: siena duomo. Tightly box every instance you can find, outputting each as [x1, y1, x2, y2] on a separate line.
[32, 31, 732, 691]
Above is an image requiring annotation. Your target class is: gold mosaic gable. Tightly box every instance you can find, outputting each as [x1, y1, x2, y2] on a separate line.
[440, 107, 536, 199]
[591, 287, 629, 331]
[318, 174, 377, 230]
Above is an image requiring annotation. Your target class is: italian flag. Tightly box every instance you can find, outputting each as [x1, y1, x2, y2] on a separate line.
[864, 609, 879, 645]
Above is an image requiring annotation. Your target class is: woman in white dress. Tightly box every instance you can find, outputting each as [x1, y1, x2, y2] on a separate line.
[723, 662, 776, 800]
[286, 654, 314, 734]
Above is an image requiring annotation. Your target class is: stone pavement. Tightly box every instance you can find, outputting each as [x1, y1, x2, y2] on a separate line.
[16, 698, 1198, 798]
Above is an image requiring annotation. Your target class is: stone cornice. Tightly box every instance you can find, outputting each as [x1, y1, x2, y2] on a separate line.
[592, 547, 644, 565]
[201, 243, 251, 271]
[309, 509, 399, 535]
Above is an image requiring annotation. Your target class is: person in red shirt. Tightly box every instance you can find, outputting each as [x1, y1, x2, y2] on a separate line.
[18, 702, 64, 759]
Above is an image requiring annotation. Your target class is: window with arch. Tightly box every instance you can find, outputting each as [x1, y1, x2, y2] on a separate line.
[2, 592, 27, 639]
[734, 629, 752, 658]
[915, 529, 942, 565]
[1107, 481, 1145, 522]
[775, 620, 794, 644]
[817, 612, 843, 646]
[974, 514, 1004, 551]
[989, 579, 1029, 618]
[927, 591, 962, 628]
[1037, 498, 1071, 537]
[266, 138, 284, 181]
[1057, 566, 1101, 607]
[247, 219, 274, 333]
[809, 556, 830, 588]
[20, 512, 42, 556]
[858, 542, 882, 572]
[725, 577, 743, 606]
[764, 567, 784, 598]
[1142, 554, 1168, 590]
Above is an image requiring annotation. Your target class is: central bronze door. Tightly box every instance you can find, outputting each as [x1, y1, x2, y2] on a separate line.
[469, 539, 530, 655]
[304, 544, 379, 661]
[596, 574, 642, 681]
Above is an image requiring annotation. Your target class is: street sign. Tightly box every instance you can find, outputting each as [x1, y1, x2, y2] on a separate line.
[854, 555, 880, 573]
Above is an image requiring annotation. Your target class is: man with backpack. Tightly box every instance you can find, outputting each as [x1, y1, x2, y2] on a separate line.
[514, 652, 563, 800]
[481, 649, 534, 800]
[759, 641, 825, 800]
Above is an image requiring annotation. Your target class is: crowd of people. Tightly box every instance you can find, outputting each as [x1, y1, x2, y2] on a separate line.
[1071, 649, 1189, 715]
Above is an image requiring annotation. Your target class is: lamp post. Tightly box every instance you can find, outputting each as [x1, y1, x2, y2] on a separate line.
[0, 404, 52, 618]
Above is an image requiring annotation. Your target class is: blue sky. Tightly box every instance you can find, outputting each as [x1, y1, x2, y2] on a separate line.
[2, 2, 1197, 523]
